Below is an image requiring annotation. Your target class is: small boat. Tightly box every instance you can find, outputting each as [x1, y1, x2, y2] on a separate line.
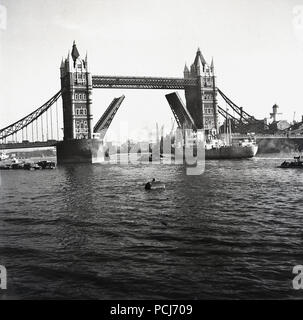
[23, 163, 42, 170]
[145, 179, 166, 190]
[37, 160, 56, 169]
[11, 163, 24, 170]
[0, 164, 11, 170]
[279, 156, 303, 168]
[0, 152, 9, 161]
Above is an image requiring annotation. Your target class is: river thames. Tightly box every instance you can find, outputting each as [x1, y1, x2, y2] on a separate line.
[0, 154, 303, 299]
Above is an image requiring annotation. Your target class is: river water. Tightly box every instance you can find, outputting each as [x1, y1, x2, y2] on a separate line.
[0, 154, 303, 299]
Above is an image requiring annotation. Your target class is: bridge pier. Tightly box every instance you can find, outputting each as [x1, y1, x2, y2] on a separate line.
[56, 139, 104, 164]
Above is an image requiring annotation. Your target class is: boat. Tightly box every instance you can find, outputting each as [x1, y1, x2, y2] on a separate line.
[0, 152, 9, 161]
[11, 163, 24, 170]
[279, 156, 303, 168]
[204, 137, 258, 160]
[0, 164, 11, 170]
[204, 117, 258, 159]
[182, 118, 258, 160]
[37, 160, 56, 169]
[23, 163, 42, 170]
[145, 179, 166, 190]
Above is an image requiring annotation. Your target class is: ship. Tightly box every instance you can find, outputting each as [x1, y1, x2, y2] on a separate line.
[184, 118, 258, 160]
[138, 119, 258, 163]
[204, 137, 258, 160]
[205, 115, 258, 159]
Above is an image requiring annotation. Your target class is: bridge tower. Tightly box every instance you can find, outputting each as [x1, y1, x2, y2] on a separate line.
[57, 42, 103, 164]
[60, 41, 93, 140]
[184, 49, 218, 134]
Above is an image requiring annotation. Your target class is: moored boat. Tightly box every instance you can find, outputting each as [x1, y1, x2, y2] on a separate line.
[0, 152, 9, 161]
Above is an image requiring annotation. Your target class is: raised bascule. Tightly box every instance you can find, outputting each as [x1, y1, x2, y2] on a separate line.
[1, 42, 299, 160]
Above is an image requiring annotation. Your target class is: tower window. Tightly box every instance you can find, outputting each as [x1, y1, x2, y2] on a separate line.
[75, 94, 78, 100]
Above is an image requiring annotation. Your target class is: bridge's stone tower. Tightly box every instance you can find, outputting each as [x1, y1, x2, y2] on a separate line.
[57, 42, 103, 164]
[184, 49, 218, 135]
[60, 41, 93, 140]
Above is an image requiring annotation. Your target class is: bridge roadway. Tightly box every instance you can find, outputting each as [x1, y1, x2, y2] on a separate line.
[0, 140, 57, 150]
[1, 135, 303, 151]
[92, 75, 197, 89]
[232, 134, 303, 140]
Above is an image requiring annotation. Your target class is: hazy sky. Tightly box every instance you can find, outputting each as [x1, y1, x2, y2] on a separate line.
[1, 0, 303, 140]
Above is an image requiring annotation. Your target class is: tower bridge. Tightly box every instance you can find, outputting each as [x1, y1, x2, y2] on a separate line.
[0, 41, 272, 161]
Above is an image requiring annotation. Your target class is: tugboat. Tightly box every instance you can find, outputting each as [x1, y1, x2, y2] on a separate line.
[279, 156, 303, 169]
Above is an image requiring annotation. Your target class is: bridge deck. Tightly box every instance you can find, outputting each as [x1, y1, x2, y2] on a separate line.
[232, 135, 303, 139]
[92, 75, 197, 89]
[0, 141, 57, 150]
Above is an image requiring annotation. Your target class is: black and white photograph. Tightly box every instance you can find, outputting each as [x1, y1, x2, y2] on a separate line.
[1, 0, 303, 306]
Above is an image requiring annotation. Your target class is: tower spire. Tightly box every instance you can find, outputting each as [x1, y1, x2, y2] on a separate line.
[184, 63, 190, 78]
[71, 41, 80, 67]
[194, 47, 206, 73]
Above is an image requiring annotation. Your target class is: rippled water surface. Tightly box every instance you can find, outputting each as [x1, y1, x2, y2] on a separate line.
[1, 155, 303, 299]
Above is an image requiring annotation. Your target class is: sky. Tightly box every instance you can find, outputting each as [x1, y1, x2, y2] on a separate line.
[1, 0, 303, 140]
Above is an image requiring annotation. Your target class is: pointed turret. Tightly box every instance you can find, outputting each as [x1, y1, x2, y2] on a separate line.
[190, 63, 196, 74]
[194, 48, 206, 74]
[210, 57, 214, 73]
[71, 41, 80, 61]
[183, 63, 190, 78]
[83, 52, 88, 71]
[60, 57, 66, 77]
[66, 50, 73, 72]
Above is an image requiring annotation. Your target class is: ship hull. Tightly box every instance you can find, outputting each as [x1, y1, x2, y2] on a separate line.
[205, 144, 258, 160]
